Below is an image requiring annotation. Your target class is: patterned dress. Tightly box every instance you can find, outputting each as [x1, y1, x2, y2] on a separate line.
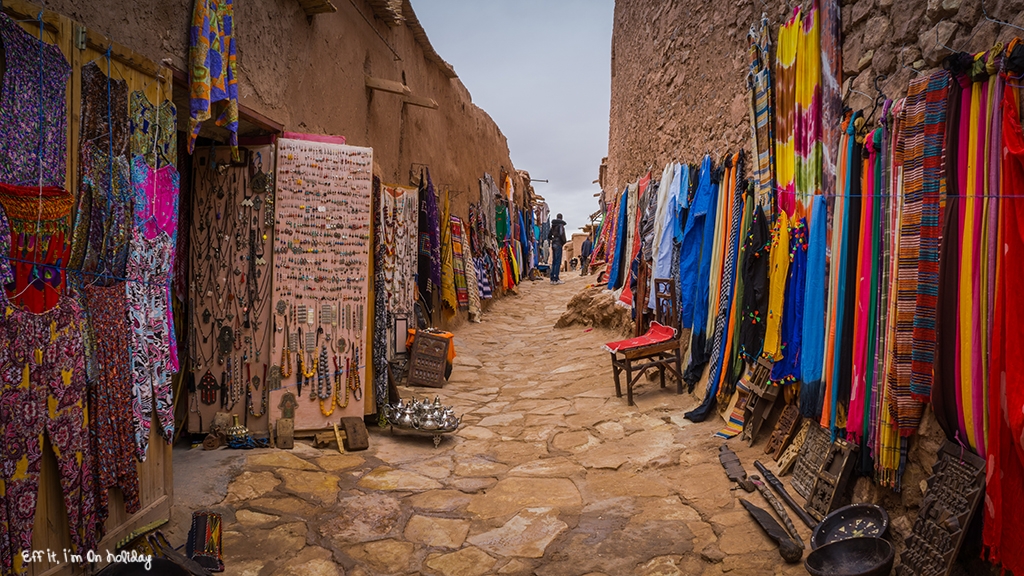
[126, 155, 179, 460]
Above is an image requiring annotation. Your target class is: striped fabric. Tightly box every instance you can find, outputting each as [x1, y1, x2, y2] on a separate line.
[714, 380, 751, 439]
[748, 16, 775, 207]
[910, 70, 950, 402]
[887, 70, 949, 434]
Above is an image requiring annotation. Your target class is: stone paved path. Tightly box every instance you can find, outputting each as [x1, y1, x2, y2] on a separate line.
[199, 272, 813, 576]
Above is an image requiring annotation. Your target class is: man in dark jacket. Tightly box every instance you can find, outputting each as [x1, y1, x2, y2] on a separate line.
[580, 234, 593, 276]
[548, 214, 567, 284]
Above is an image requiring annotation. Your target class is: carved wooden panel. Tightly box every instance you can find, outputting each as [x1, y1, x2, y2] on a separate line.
[897, 441, 986, 576]
[407, 331, 449, 388]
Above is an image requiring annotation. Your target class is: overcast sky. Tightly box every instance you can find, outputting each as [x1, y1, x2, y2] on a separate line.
[413, 0, 614, 235]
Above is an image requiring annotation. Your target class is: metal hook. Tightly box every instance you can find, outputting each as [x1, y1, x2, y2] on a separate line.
[982, 0, 1024, 33]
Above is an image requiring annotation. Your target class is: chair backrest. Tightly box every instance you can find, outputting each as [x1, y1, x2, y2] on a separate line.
[653, 278, 676, 330]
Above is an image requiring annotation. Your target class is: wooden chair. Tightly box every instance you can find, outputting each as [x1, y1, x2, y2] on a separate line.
[606, 278, 684, 406]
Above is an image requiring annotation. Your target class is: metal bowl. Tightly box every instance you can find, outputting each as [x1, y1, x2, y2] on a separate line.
[812, 504, 890, 550]
[804, 537, 894, 576]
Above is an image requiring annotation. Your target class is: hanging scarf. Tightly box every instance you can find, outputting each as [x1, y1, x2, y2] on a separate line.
[188, 0, 239, 159]
[800, 194, 827, 417]
[440, 190, 456, 314]
[608, 188, 629, 289]
[680, 157, 714, 329]
[451, 216, 469, 310]
[985, 51, 1024, 574]
[775, 9, 799, 215]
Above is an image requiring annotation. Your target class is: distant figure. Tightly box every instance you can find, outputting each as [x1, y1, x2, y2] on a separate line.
[580, 235, 593, 276]
[549, 213, 567, 284]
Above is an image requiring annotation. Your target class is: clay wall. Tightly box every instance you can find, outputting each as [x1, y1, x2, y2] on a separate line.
[605, 0, 1024, 200]
[52, 0, 524, 326]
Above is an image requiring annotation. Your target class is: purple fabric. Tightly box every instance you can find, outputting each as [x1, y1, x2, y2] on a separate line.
[0, 12, 71, 187]
[426, 169, 441, 287]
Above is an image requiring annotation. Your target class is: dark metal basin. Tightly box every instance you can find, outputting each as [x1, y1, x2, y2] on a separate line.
[812, 503, 890, 550]
[805, 537, 895, 576]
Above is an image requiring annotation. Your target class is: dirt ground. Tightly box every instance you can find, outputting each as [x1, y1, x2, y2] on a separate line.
[169, 271, 814, 576]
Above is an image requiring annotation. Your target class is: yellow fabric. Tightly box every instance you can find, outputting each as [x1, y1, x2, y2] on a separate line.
[775, 14, 799, 203]
[439, 189, 456, 315]
[763, 211, 791, 361]
[959, 80, 980, 449]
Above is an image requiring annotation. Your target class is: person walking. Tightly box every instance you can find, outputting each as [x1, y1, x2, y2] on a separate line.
[549, 213, 567, 284]
[580, 234, 593, 276]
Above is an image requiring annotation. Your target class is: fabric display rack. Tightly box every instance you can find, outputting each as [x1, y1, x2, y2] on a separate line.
[0, 2, 176, 574]
[591, 7, 1024, 575]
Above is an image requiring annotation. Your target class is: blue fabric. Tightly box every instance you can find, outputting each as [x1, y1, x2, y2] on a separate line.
[693, 166, 718, 334]
[607, 188, 629, 289]
[687, 184, 745, 423]
[518, 210, 529, 272]
[801, 196, 828, 416]
[679, 157, 713, 328]
[650, 164, 686, 309]
[771, 218, 806, 383]
[550, 243, 563, 281]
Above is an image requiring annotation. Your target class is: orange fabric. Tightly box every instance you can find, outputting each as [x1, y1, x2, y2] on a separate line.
[406, 329, 456, 363]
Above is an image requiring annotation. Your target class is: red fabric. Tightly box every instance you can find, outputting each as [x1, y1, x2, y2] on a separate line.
[985, 81, 1024, 575]
[605, 321, 676, 353]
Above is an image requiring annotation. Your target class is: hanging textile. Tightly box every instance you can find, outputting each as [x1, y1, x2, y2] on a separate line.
[887, 69, 950, 435]
[679, 157, 714, 329]
[0, 183, 74, 313]
[0, 13, 71, 188]
[188, 0, 239, 158]
[417, 170, 440, 316]
[794, 2, 822, 217]
[464, 241, 483, 322]
[127, 155, 179, 460]
[440, 190, 456, 314]
[748, 15, 776, 206]
[775, 9, 799, 215]
[607, 188, 629, 290]
[800, 194, 827, 417]
[474, 257, 492, 300]
[738, 204, 770, 362]
[683, 161, 720, 386]
[762, 211, 791, 362]
[451, 216, 469, 310]
[687, 153, 745, 422]
[770, 217, 806, 384]
[985, 45, 1024, 574]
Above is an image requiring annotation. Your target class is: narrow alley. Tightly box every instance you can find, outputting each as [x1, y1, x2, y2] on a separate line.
[184, 274, 809, 576]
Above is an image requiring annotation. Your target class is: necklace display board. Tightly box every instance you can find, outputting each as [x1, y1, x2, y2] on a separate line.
[268, 137, 373, 430]
[187, 145, 275, 432]
[379, 183, 418, 358]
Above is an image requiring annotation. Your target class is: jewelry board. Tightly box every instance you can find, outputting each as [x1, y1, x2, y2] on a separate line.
[379, 184, 418, 359]
[268, 138, 373, 430]
[187, 145, 276, 433]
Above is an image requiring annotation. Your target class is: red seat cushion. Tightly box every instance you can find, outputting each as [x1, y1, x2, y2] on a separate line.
[604, 322, 677, 353]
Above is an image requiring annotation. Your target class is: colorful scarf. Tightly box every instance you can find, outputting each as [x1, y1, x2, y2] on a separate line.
[451, 216, 469, 310]
[440, 189, 456, 314]
[188, 0, 238, 158]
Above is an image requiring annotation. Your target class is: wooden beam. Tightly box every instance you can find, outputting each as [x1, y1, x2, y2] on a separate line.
[296, 0, 338, 15]
[364, 74, 411, 96]
[85, 29, 169, 82]
[403, 93, 439, 109]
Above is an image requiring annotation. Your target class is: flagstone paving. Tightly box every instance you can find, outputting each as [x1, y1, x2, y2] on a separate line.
[177, 273, 815, 575]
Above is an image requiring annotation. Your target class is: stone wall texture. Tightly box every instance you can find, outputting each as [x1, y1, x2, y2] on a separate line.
[50, 0, 523, 326]
[605, 0, 1024, 200]
[607, 0, 1023, 561]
